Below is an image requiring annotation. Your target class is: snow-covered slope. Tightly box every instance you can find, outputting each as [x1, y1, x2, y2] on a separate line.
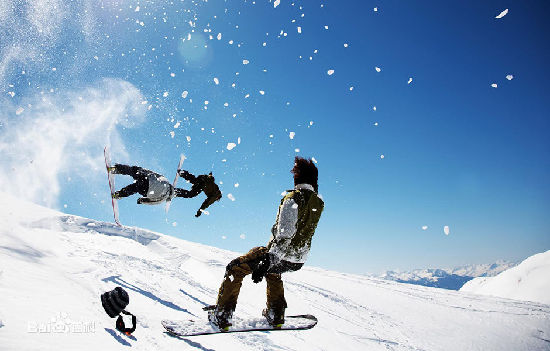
[1, 194, 549, 351]
[382, 261, 517, 290]
[461, 250, 550, 305]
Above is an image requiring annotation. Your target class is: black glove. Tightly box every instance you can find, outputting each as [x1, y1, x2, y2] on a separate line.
[251, 255, 270, 284]
[195, 210, 202, 217]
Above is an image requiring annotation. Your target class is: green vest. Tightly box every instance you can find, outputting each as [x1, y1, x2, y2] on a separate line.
[267, 186, 324, 263]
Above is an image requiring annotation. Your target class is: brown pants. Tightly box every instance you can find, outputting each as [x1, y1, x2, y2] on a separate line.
[216, 247, 286, 313]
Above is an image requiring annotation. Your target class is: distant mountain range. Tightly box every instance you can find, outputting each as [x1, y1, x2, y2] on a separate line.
[380, 261, 518, 290]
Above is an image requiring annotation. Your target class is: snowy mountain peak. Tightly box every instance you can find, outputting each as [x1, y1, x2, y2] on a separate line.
[461, 250, 550, 305]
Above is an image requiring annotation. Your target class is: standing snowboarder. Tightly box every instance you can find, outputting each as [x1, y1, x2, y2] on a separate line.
[108, 164, 201, 206]
[177, 170, 222, 217]
[207, 157, 324, 330]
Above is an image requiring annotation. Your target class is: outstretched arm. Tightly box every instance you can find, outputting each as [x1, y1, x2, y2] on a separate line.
[178, 170, 197, 182]
[175, 185, 202, 198]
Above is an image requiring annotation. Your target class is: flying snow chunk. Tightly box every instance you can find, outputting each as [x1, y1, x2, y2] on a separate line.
[375, 67, 381, 72]
[243, 59, 250, 65]
[506, 74, 514, 81]
[344, 43, 349, 48]
[186, 136, 191, 142]
[214, 77, 219, 85]
[222, 235, 227, 240]
[327, 69, 335, 75]
[422, 225, 428, 230]
[495, 9, 508, 19]
[259, 90, 265, 95]
[380, 154, 385, 159]
[170, 131, 175, 138]
[217, 33, 222, 40]
[374, 7, 378, 12]
[491, 83, 498, 88]
[295, 148, 300, 152]
[163, 91, 169, 97]
[274, 0, 281, 8]
[234, 183, 240, 188]
[172, 222, 177, 227]
[227, 194, 236, 201]
[174, 122, 181, 129]
[407, 77, 413, 84]
[297, 27, 302, 33]
[227, 143, 237, 150]
[311, 157, 318, 164]
[373, 106, 377, 111]
[181, 91, 188, 98]
[135, 6, 140, 12]
[444, 226, 450, 235]
[15, 107, 25, 115]
[240, 234, 246, 239]
[289, 132, 295, 139]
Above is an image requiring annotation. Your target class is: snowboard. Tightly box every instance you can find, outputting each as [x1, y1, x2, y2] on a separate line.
[165, 154, 186, 213]
[162, 314, 317, 337]
[104, 146, 121, 226]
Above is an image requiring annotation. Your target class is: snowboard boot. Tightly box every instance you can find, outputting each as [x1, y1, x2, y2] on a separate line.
[204, 305, 233, 331]
[262, 307, 285, 328]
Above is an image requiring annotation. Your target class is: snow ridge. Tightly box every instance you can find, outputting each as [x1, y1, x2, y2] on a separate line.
[461, 250, 550, 305]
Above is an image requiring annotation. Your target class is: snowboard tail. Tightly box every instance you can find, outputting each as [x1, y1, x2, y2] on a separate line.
[104, 146, 121, 226]
[165, 154, 186, 213]
[162, 314, 317, 337]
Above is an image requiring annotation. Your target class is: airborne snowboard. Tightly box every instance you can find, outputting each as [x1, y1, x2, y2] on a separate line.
[162, 314, 317, 337]
[165, 153, 186, 213]
[104, 146, 121, 226]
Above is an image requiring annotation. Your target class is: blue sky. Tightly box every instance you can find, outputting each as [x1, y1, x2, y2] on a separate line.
[1, 0, 549, 274]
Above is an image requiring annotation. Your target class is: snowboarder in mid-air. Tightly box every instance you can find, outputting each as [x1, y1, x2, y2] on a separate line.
[177, 169, 222, 217]
[206, 157, 324, 331]
[108, 164, 186, 204]
[108, 165, 221, 217]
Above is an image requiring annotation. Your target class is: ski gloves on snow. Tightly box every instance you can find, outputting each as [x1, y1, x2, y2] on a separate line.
[101, 287, 137, 336]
